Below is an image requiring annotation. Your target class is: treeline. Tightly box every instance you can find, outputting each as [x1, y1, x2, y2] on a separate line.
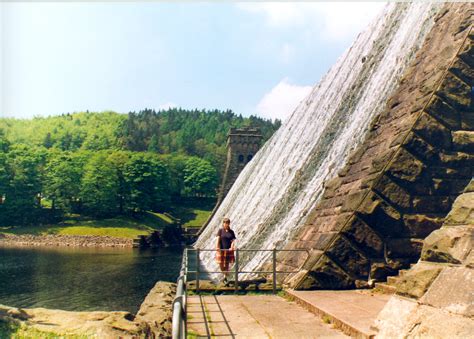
[0, 109, 280, 225]
[0, 140, 217, 225]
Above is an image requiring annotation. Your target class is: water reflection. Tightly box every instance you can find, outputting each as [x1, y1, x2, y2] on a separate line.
[0, 246, 182, 313]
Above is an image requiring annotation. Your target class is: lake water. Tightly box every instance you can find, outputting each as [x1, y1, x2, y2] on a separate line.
[0, 246, 183, 314]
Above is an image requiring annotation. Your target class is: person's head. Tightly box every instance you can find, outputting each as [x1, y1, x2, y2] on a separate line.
[222, 217, 231, 230]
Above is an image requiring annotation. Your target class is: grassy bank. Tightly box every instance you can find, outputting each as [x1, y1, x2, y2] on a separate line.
[0, 200, 214, 239]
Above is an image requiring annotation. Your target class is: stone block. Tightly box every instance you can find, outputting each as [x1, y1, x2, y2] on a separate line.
[340, 189, 369, 212]
[452, 130, 474, 152]
[403, 214, 444, 238]
[412, 195, 452, 213]
[369, 262, 397, 281]
[386, 148, 425, 183]
[425, 95, 461, 129]
[386, 238, 423, 259]
[395, 263, 442, 299]
[403, 133, 440, 165]
[371, 149, 396, 173]
[422, 226, 473, 264]
[342, 216, 384, 258]
[357, 193, 405, 238]
[461, 110, 474, 130]
[458, 37, 474, 67]
[449, 57, 474, 86]
[298, 255, 354, 290]
[444, 191, 474, 225]
[437, 72, 472, 111]
[439, 150, 474, 167]
[374, 297, 419, 338]
[309, 232, 337, 250]
[376, 297, 474, 339]
[326, 236, 370, 278]
[373, 175, 412, 210]
[414, 112, 453, 150]
[421, 266, 474, 317]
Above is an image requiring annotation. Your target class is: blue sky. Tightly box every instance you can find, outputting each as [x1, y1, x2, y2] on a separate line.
[1, 2, 384, 121]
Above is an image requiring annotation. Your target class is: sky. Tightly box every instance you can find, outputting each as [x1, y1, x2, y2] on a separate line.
[1, 2, 385, 121]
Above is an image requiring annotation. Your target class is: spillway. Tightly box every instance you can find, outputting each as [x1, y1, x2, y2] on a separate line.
[195, 2, 444, 276]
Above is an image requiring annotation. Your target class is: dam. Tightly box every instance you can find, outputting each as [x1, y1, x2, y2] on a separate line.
[191, 2, 473, 337]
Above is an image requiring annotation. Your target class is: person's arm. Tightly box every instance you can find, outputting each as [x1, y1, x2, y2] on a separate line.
[216, 229, 221, 250]
[230, 231, 236, 250]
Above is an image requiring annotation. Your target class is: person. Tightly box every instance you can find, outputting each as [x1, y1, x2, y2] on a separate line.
[215, 217, 236, 284]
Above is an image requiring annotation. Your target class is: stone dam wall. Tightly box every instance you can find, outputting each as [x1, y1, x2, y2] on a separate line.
[279, 3, 473, 290]
[374, 179, 474, 337]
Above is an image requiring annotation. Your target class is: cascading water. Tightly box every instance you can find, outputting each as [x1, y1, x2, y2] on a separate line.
[196, 2, 443, 278]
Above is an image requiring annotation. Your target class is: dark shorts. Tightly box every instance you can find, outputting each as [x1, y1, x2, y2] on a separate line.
[215, 249, 235, 267]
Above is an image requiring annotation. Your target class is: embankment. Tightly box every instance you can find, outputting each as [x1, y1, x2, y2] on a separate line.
[0, 234, 133, 248]
[0, 281, 176, 338]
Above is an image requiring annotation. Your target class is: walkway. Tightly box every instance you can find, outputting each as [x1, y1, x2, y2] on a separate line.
[287, 290, 392, 338]
[186, 294, 349, 338]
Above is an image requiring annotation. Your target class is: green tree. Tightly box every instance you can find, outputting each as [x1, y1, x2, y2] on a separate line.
[1, 145, 46, 225]
[183, 157, 218, 197]
[123, 153, 169, 213]
[43, 151, 82, 213]
[80, 152, 119, 217]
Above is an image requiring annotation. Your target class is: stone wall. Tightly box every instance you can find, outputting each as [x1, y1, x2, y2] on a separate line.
[374, 179, 474, 337]
[279, 3, 473, 289]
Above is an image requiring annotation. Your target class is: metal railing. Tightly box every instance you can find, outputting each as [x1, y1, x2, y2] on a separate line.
[172, 248, 187, 339]
[171, 248, 308, 339]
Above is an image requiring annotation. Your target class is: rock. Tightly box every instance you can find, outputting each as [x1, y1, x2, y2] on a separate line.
[421, 226, 473, 264]
[135, 281, 176, 338]
[0, 304, 150, 338]
[444, 191, 474, 225]
[375, 297, 474, 338]
[420, 267, 474, 317]
[395, 263, 442, 299]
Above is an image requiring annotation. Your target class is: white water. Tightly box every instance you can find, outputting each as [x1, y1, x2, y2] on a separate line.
[196, 3, 442, 277]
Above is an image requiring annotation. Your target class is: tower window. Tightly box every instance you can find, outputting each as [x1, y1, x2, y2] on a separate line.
[238, 155, 244, 163]
[247, 154, 253, 162]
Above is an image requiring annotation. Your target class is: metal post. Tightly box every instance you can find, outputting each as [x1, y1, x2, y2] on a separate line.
[234, 249, 239, 292]
[272, 248, 277, 294]
[196, 249, 200, 293]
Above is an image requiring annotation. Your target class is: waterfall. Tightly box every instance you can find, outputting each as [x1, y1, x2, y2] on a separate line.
[196, 2, 443, 277]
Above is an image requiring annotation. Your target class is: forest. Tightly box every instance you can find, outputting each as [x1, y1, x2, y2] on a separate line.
[0, 109, 280, 226]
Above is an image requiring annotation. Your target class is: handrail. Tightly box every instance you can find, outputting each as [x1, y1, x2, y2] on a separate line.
[171, 247, 308, 339]
[172, 248, 187, 339]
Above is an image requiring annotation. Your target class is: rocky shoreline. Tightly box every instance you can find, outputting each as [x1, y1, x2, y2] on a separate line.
[0, 281, 176, 338]
[0, 234, 134, 248]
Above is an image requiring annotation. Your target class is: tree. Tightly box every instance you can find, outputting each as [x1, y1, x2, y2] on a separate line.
[183, 157, 218, 197]
[80, 152, 119, 217]
[1, 145, 46, 225]
[123, 153, 169, 213]
[43, 150, 82, 213]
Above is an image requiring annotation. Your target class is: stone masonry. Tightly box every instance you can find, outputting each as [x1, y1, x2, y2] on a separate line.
[278, 3, 473, 290]
[374, 179, 474, 337]
[218, 127, 263, 203]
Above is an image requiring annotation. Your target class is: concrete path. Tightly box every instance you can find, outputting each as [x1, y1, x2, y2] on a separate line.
[287, 290, 391, 338]
[187, 294, 348, 338]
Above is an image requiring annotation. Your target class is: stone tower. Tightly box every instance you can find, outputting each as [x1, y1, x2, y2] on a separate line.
[197, 127, 262, 235]
[218, 127, 263, 202]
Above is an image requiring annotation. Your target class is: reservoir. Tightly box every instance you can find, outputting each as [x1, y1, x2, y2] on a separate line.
[0, 246, 183, 314]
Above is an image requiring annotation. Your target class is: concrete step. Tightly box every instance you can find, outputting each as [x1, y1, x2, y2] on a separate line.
[386, 275, 400, 285]
[285, 289, 392, 339]
[374, 282, 397, 294]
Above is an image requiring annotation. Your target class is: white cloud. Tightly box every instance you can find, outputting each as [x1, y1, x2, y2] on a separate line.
[158, 102, 177, 110]
[256, 78, 312, 121]
[237, 2, 385, 42]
